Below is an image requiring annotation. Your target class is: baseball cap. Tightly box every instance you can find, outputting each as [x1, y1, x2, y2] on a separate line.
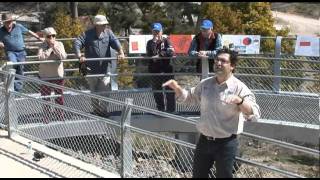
[152, 22, 162, 31]
[1, 13, 15, 22]
[200, 19, 213, 29]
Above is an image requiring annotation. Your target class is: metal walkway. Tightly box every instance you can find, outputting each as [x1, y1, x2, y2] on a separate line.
[0, 129, 120, 178]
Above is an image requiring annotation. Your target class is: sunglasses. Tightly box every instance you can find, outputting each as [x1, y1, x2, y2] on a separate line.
[46, 35, 56, 38]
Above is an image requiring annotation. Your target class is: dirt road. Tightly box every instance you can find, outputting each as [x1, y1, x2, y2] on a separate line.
[272, 11, 320, 35]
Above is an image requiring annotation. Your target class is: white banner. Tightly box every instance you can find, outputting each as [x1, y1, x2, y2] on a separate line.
[222, 35, 261, 54]
[294, 35, 320, 57]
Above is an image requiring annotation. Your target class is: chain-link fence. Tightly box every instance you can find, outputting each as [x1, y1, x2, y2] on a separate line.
[1, 71, 318, 177]
[1, 53, 319, 126]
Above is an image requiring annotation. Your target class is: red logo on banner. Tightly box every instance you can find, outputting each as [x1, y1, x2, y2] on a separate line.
[300, 41, 311, 46]
[242, 37, 252, 45]
[131, 41, 139, 51]
[169, 35, 192, 54]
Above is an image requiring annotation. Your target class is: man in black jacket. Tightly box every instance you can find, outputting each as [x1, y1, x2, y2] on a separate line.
[146, 22, 176, 113]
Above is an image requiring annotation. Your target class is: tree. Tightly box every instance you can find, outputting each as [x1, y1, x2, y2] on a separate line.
[137, 2, 168, 34]
[200, 2, 243, 34]
[52, 8, 84, 53]
[103, 2, 142, 36]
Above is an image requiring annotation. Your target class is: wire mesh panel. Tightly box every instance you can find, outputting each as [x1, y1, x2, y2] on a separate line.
[121, 128, 308, 178]
[238, 135, 319, 178]
[0, 86, 5, 127]
[255, 92, 319, 125]
[123, 131, 194, 178]
[13, 92, 122, 175]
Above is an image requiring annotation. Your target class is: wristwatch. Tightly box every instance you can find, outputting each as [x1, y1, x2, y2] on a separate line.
[237, 97, 244, 105]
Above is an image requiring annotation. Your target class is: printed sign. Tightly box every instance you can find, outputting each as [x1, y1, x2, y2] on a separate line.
[129, 35, 147, 54]
[222, 35, 261, 54]
[294, 35, 320, 57]
[169, 35, 193, 54]
[129, 35, 167, 54]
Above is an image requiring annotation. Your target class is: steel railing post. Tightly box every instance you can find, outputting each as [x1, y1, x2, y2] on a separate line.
[4, 69, 17, 138]
[201, 57, 209, 79]
[273, 36, 282, 92]
[110, 49, 119, 91]
[120, 98, 133, 177]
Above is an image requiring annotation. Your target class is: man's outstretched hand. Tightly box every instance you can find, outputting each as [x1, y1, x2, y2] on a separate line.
[163, 79, 183, 97]
[162, 79, 178, 90]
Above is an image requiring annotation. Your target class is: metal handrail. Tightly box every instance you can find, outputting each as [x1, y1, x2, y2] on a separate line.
[1, 61, 319, 158]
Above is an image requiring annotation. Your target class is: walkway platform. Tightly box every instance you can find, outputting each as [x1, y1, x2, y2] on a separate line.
[0, 129, 120, 178]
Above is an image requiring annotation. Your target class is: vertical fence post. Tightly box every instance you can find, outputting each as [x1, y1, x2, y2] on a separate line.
[4, 69, 17, 138]
[110, 49, 119, 91]
[273, 36, 282, 92]
[201, 57, 209, 79]
[120, 98, 133, 178]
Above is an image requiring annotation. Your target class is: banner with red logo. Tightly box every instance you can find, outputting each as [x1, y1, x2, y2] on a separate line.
[221, 35, 261, 54]
[294, 36, 319, 57]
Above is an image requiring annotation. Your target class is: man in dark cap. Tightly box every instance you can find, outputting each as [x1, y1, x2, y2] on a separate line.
[0, 13, 44, 91]
[188, 19, 222, 74]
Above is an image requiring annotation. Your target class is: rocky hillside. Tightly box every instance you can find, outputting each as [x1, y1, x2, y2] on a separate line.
[271, 2, 320, 19]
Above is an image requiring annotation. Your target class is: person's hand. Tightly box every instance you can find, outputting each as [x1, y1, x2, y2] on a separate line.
[79, 55, 86, 63]
[48, 41, 55, 48]
[160, 50, 166, 57]
[222, 94, 243, 105]
[39, 37, 45, 42]
[152, 35, 159, 42]
[0, 42, 4, 48]
[198, 51, 207, 57]
[117, 53, 125, 61]
[162, 79, 179, 90]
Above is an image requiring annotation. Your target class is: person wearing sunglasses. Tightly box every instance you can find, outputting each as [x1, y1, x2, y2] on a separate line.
[163, 48, 260, 178]
[38, 27, 67, 123]
[0, 12, 44, 92]
[188, 19, 222, 75]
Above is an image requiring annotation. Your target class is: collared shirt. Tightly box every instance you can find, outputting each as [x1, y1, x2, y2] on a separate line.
[188, 33, 222, 58]
[177, 75, 261, 138]
[0, 23, 29, 52]
[74, 27, 122, 74]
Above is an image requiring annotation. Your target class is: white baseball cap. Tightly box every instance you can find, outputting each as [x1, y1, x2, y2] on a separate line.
[42, 27, 57, 36]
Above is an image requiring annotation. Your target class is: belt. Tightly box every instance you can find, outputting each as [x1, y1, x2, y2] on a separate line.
[201, 134, 237, 142]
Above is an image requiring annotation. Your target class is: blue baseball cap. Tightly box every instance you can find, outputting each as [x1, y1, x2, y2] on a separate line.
[200, 19, 213, 29]
[152, 22, 162, 31]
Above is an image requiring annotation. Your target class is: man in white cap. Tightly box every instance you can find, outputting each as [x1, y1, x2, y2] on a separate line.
[0, 12, 44, 91]
[38, 27, 67, 123]
[74, 14, 125, 117]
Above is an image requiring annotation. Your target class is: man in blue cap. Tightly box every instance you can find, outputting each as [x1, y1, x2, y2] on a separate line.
[146, 22, 176, 113]
[188, 19, 222, 74]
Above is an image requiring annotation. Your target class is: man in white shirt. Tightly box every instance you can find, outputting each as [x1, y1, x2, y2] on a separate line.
[163, 48, 260, 178]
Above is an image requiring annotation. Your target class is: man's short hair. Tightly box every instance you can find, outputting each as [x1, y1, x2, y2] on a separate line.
[216, 47, 239, 67]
